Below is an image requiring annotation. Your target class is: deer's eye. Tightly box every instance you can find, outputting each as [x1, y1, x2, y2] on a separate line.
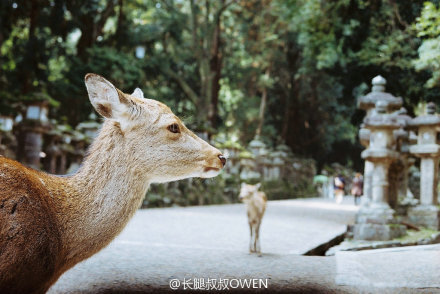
[167, 123, 180, 134]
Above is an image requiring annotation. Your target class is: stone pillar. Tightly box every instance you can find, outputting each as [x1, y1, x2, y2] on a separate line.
[420, 157, 439, 205]
[353, 100, 406, 241]
[16, 101, 51, 170]
[408, 102, 440, 229]
[357, 76, 403, 203]
[17, 125, 48, 169]
[271, 152, 283, 180]
[359, 128, 373, 201]
[371, 161, 390, 205]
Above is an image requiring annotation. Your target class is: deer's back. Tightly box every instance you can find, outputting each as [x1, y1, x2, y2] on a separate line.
[0, 157, 63, 294]
[247, 192, 267, 222]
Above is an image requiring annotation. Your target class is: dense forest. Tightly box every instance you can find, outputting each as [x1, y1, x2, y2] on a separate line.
[1, 0, 440, 171]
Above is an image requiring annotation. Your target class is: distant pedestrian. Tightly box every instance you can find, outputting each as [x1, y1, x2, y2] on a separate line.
[351, 173, 363, 206]
[334, 174, 345, 204]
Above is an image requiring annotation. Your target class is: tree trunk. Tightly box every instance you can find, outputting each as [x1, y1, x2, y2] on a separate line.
[209, 7, 223, 129]
[255, 68, 271, 138]
[282, 39, 301, 142]
[23, 0, 39, 94]
[115, 0, 125, 49]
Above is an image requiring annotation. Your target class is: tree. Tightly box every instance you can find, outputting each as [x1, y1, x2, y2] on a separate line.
[413, 1, 440, 88]
[146, 0, 237, 132]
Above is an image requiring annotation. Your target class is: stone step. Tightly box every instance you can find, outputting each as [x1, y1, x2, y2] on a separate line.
[335, 244, 440, 288]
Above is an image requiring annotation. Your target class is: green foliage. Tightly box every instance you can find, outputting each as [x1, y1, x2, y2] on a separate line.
[413, 1, 440, 88]
[143, 173, 317, 208]
[1, 0, 440, 192]
[262, 180, 317, 200]
[143, 172, 242, 208]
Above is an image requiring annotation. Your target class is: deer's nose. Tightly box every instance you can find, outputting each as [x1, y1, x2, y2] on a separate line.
[218, 154, 226, 167]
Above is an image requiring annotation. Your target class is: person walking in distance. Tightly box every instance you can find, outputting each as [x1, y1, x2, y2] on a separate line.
[334, 174, 345, 204]
[351, 172, 364, 206]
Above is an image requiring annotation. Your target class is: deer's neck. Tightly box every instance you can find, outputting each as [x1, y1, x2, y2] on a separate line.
[61, 121, 150, 264]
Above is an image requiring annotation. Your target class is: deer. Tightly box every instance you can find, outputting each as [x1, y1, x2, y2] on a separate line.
[239, 183, 267, 257]
[0, 74, 226, 294]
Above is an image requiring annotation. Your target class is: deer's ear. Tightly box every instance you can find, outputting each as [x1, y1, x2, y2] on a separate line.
[255, 183, 261, 189]
[131, 88, 144, 99]
[85, 73, 133, 120]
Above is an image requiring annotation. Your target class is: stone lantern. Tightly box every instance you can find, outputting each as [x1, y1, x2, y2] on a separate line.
[389, 107, 414, 208]
[16, 100, 51, 169]
[44, 127, 62, 174]
[408, 102, 440, 230]
[76, 113, 101, 143]
[0, 115, 15, 158]
[258, 148, 271, 180]
[275, 144, 291, 179]
[58, 125, 74, 174]
[66, 130, 87, 175]
[269, 150, 284, 180]
[0, 115, 14, 133]
[354, 101, 406, 240]
[357, 75, 403, 115]
[25, 101, 49, 122]
[239, 152, 260, 181]
[357, 75, 403, 202]
[0, 115, 13, 145]
[248, 136, 267, 158]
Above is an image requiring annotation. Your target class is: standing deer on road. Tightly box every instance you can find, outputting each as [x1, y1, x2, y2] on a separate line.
[239, 183, 267, 256]
[0, 74, 226, 294]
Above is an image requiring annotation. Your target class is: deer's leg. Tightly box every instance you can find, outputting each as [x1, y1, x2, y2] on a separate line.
[251, 220, 258, 253]
[255, 220, 262, 256]
[248, 221, 255, 253]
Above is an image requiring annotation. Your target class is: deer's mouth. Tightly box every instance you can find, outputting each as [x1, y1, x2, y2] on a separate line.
[201, 167, 221, 178]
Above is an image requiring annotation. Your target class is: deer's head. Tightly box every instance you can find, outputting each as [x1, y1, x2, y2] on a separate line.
[239, 183, 261, 202]
[84, 73, 226, 183]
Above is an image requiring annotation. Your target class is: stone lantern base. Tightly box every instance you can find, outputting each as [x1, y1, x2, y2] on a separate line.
[353, 204, 407, 241]
[408, 205, 440, 230]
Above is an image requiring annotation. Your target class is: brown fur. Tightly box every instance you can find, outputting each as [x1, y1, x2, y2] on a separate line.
[239, 183, 267, 256]
[0, 74, 224, 293]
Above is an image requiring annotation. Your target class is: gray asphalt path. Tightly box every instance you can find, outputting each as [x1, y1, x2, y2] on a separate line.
[47, 197, 440, 293]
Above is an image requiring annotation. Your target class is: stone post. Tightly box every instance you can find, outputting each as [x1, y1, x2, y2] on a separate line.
[16, 101, 52, 169]
[353, 101, 406, 240]
[270, 151, 284, 180]
[275, 144, 290, 179]
[359, 127, 373, 202]
[408, 102, 440, 230]
[44, 133, 61, 174]
[0, 115, 15, 158]
[357, 76, 403, 203]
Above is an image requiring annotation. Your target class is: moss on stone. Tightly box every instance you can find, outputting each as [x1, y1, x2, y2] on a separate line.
[395, 228, 438, 243]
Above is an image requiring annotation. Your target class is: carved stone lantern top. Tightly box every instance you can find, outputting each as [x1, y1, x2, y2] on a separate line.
[361, 101, 401, 161]
[408, 102, 440, 128]
[362, 101, 402, 130]
[357, 75, 403, 112]
[248, 137, 267, 157]
[409, 102, 440, 156]
[395, 107, 412, 127]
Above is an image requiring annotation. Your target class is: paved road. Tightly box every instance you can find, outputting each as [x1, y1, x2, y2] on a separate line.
[48, 197, 440, 293]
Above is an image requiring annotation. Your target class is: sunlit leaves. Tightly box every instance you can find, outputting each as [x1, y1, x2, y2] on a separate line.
[413, 1, 440, 88]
